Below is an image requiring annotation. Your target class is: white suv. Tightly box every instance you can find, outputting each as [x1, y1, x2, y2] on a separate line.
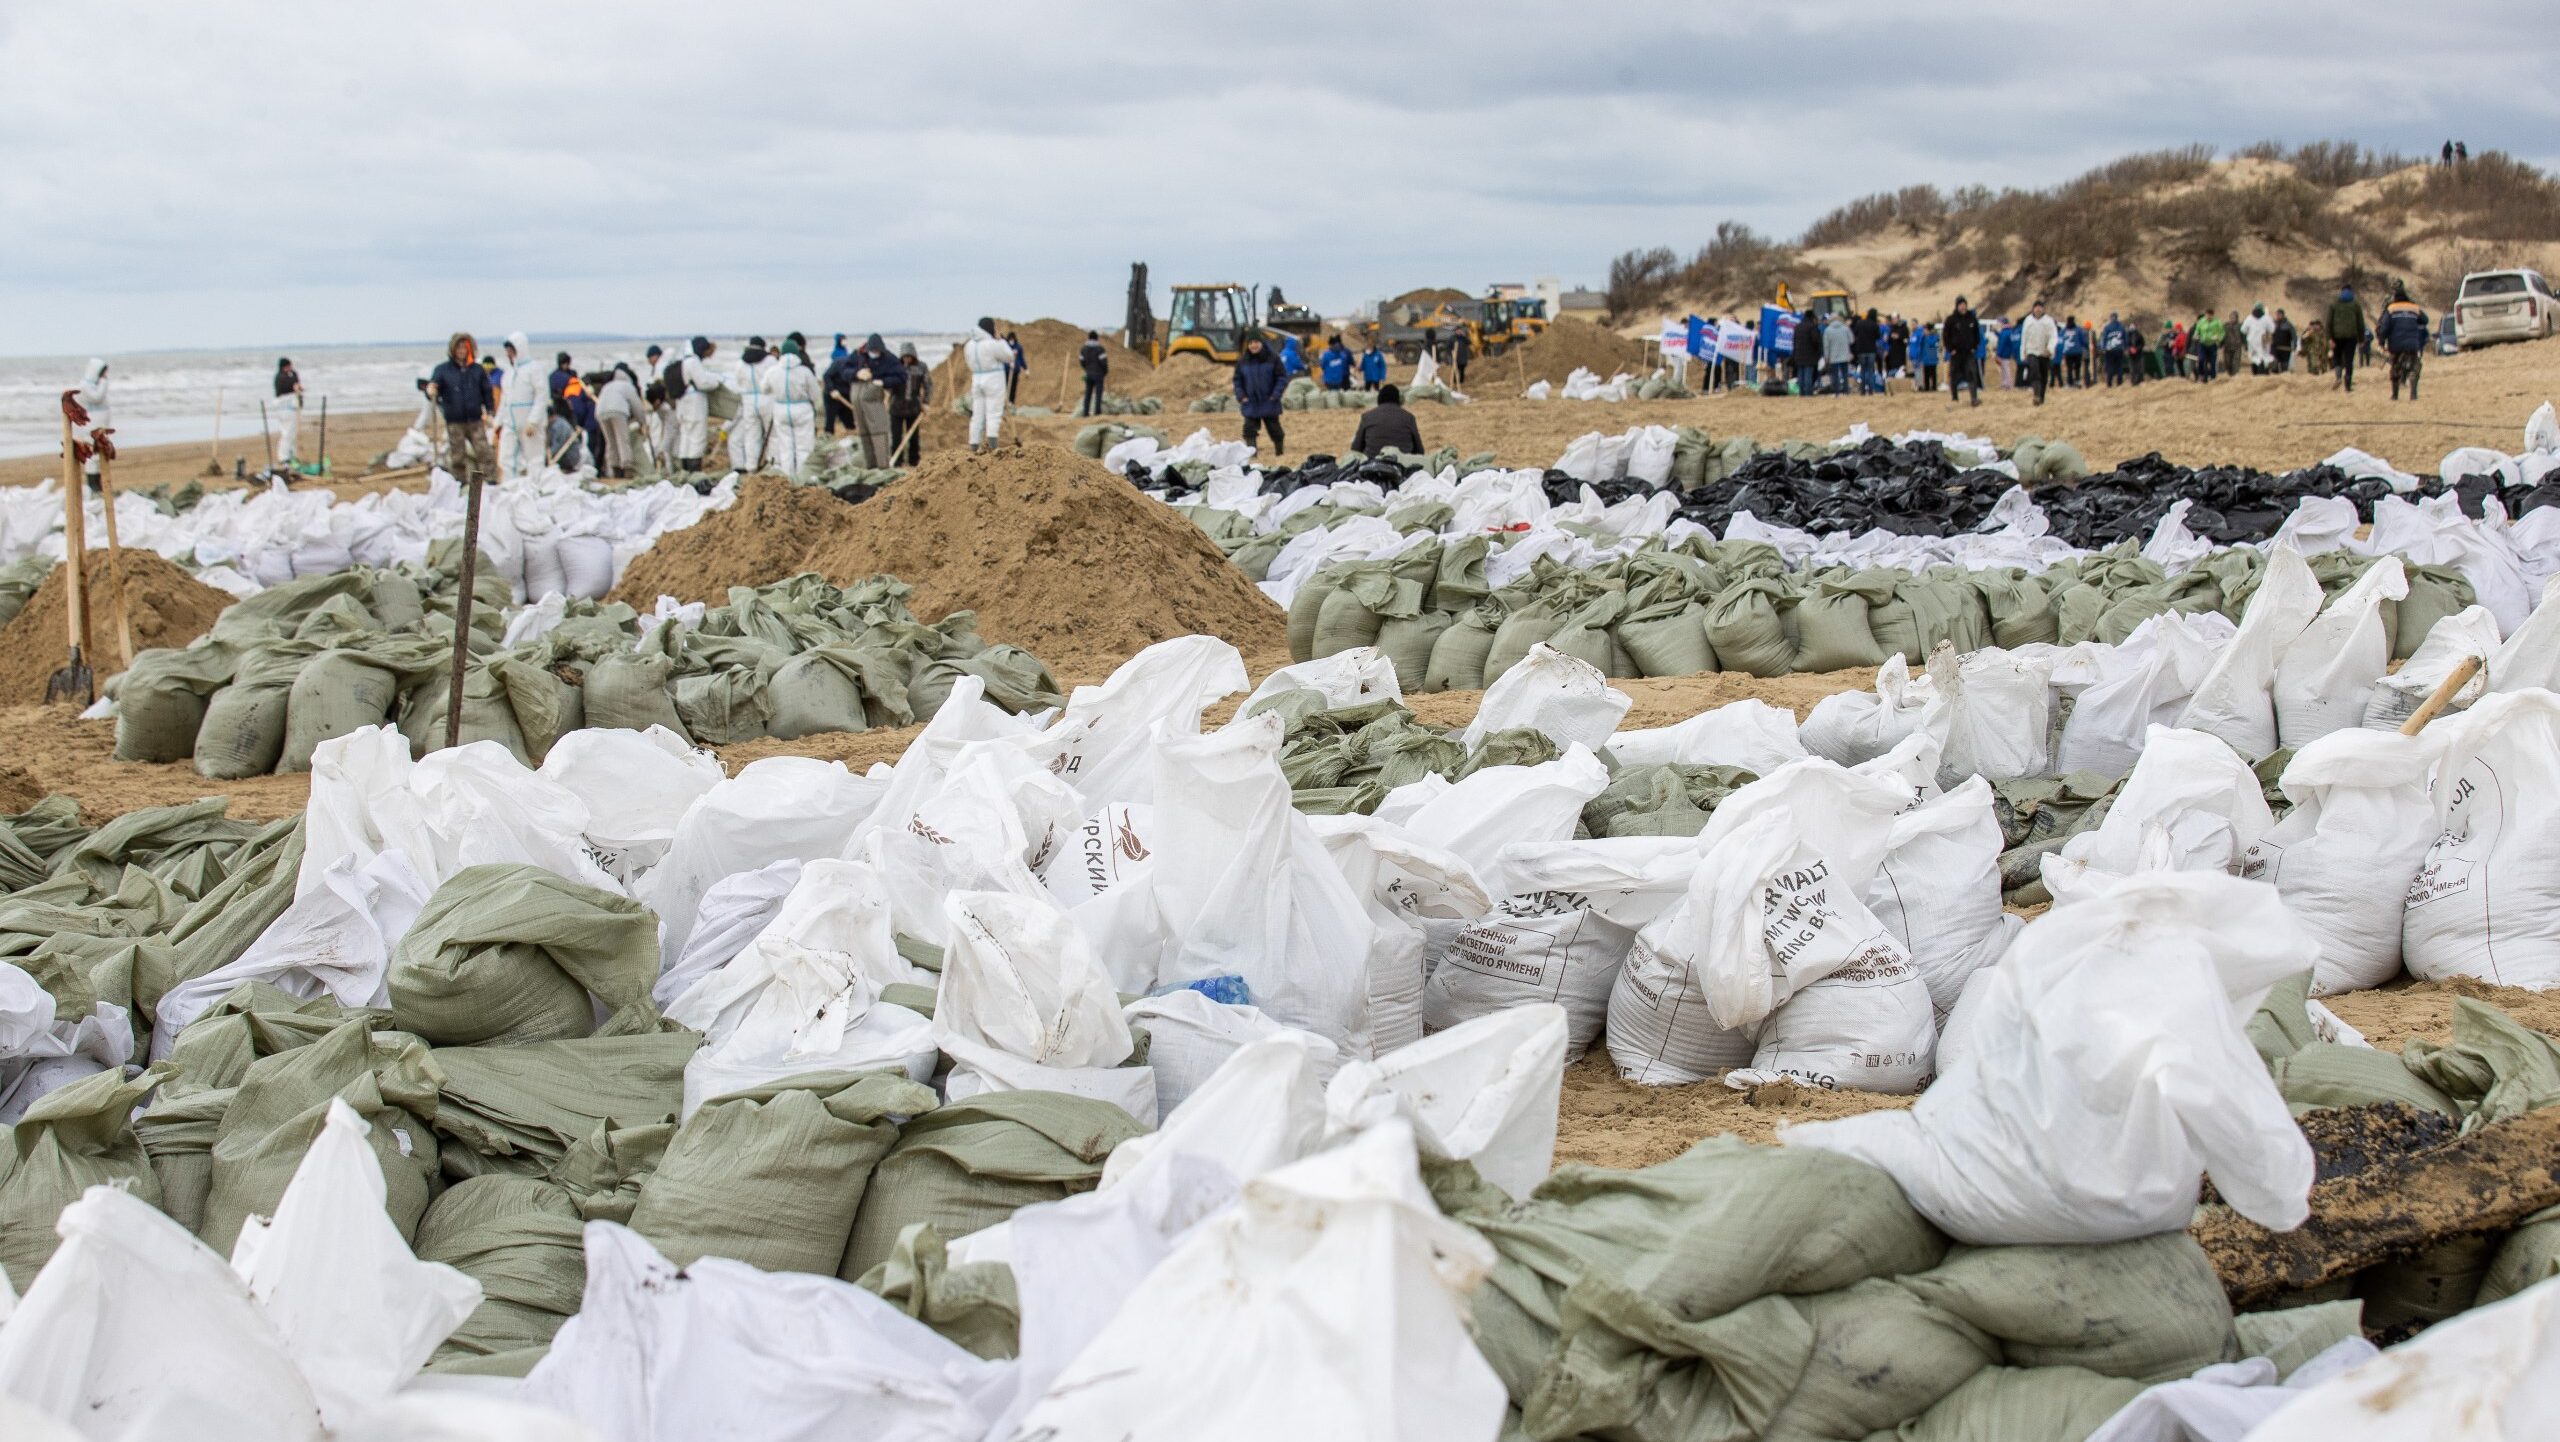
[2454, 269, 2558, 349]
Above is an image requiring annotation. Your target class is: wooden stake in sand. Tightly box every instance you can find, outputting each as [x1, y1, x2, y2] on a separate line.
[444, 446, 487, 752]
[92, 442, 136, 670]
[205, 385, 225, 476]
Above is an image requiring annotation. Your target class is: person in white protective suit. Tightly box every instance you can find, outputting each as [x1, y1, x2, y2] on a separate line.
[765, 339, 821, 474]
[673, 336, 728, 472]
[2241, 304, 2277, 375]
[726, 340, 772, 473]
[270, 356, 305, 469]
[496, 331, 546, 476]
[74, 358, 109, 489]
[594, 361, 649, 478]
[964, 316, 1012, 452]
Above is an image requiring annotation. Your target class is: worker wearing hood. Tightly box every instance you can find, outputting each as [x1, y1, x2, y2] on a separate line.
[727, 342, 771, 473]
[963, 319, 1012, 452]
[767, 340, 821, 475]
[272, 357, 305, 469]
[674, 336, 728, 470]
[75, 359, 109, 488]
[496, 331, 545, 476]
[849, 333, 902, 469]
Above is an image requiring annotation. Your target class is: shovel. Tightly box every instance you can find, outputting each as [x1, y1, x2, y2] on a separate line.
[2399, 655, 2484, 736]
[91, 434, 136, 671]
[46, 400, 92, 705]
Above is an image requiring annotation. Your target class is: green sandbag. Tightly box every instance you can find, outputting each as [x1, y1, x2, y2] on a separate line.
[2356, 1232, 2496, 1337]
[841, 1090, 1145, 1281]
[765, 648, 874, 739]
[162, 982, 375, 1096]
[0, 1066, 164, 1290]
[2394, 565, 2475, 660]
[1970, 569, 2058, 649]
[583, 647, 691, 738]
[1887, 1365, 2145, 1442]
[1376, 611, 1456, 693]
[630, 1071, 937, 1276]
[2400, 997, 2560, 1125]
[1898, 1232, 2239, 1382]
[1792, 573, 1891, 673]
[1705, 577, 1797, 677]
[2232, 1299, 2367, 1379]
[198, 1017, 442, 1255]
[278, 650, 401, 774]
[1548, 592, 1629, 676]
[134, 1083, 232, 1234]
[1583, 764, 1755, 840]
[1286, 568, 1340, 663]
[555, 1119, 674, 1224]
[1691, 1278, 1998, 1440]
[415, 1175, 588, 1361]
[136, 816, 306, 1024]
[1615, 598, 1716, 678]
[115, 643, 238, 763]
[671, 663, 774, 745]
[857, 1222, 1022, 1360]
[1483, 592, 1578, 683]
[1458, 727, 1560, 776]
[2479, 1205, 2560, 1305]
[1313, 563, 1418, 659]
[1423, 605, 1500, 692]
[388, 864, 659, 1047]
[193, 642, 309, 778]
[427, 1027, 695, 1176]
[2273, 1042, 2460, 1117]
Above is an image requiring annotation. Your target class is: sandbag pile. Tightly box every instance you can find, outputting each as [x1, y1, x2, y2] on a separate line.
[5, 622, 2560, 1436]
[0, 466, 732, 603]
[112, 568, 1063, 777]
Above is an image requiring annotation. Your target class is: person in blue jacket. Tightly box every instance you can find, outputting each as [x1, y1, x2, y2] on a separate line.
[1279, 332, 1306, 377]
[1359, 341, 1388, 387]
[1319, 335, 1354, 390]
[1911, 323, 1942, 392]
[1232, 334, 1289, 456]
[2057, 318, 2086, 388]
[1994, 319, 2022, 388]
[2099, 313, 2128, 387]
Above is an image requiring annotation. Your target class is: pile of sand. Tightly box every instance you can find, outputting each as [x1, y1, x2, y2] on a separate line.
[1124, 351, 1228, 404]
[0, 551, 234, 705]
[1504, 315, 1659, 390]
[612, 444, 1289, 670]
[1388, 285, 1471, 310]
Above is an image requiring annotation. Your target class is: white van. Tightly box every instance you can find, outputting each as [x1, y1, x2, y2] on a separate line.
[2454, 269, 2558, 349]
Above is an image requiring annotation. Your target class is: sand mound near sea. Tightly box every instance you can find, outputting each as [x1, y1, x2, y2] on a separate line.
[612, 443, 1288, 669]
[0, 551, 234, 705]
[1504, 315, 1661, 391]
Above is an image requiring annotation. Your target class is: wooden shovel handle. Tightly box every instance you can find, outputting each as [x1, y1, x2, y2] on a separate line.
[2400, 655, 2483, 735]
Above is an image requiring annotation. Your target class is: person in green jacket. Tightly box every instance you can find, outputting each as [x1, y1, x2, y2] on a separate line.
[2190, 312, 2226, 382]
[2325, 287, 2367, 391]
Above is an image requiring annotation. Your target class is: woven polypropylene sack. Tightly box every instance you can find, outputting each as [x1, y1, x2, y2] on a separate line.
[840, 1090, 1144, 1280]
[388, 864, 660, 1046]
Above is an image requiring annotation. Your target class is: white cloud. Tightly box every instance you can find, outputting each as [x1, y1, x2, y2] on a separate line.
[2, 0, 2553, 353]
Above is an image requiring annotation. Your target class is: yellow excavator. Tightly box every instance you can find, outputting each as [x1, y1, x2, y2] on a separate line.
[1775, 281, 1859, 322]
[1150, 282, 1322, 364]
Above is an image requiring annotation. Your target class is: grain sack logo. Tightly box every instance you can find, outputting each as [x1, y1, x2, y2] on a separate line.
[1113, 813, 1149, 863]
[2404, 831, 2474, 907]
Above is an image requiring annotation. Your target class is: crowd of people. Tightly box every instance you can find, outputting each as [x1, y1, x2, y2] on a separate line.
[1761, 280, 2438, 406]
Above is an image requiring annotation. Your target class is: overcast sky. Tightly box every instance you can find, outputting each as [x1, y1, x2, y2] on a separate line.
[5, 1, 2554, 356]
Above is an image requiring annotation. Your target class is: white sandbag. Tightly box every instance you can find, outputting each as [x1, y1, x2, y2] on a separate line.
[1460, 643, 1632, 753]
[652, 859, 800, 1006]
[1121, 991, 1321, 1116]
[0, 999, 131, 1124]
[2529, 401, 2560, 455]
[860, 738, 1083, 947]
[1609, 696, 1810, 773]
[1026, 636, 1249, 806]
[634, 755, 882, 960]
[1555, 430, 1620, 481]
[302, 727, 621, 902]
[1100, 1032, 1336, 1199]
[1788, 872, 2318, 1245]
[1431, 835, 1705, 1053]
[1394, 743, 1609, 880]
[2367, 493, 2536, 633]
[0, 1188, 325, 1442]
[231, 1101, 483, 1430]
[1110, 714, 1382, 1055]
[933, 890, 1153, 1123]
[1797, 655, 1941, 766]
[2078, 1339, 2379, 1442]
[557, 535, 616, 600]
[1866, 777, 2011, 1017]
[2052, 612, 2236, 778]
[664, 859, 934, 1114]
[1325, 1005, 1568, 1201]
[2485, 575, 2560, 695]
[2177, 544, 2325, 759]
[2241, 729, 2441, 994]
[2402, 689, 2560, 988]
[2274, 556, 2407, 747]
[1928, 644, 2056, 783]
[2242, 1274, 2560, 1442]
[536, 726, 725, 882]
[2363, 604, 2501, 730]
[1041, 800, 1155, 906]
[521, 1222, 1008, 1442]
[1624, 425, 1679, 487]
[151, 849, 434, 1059]
[1607, 761, 1916, 1085]
[1243, 646, 1401, 714]
[329, 1394, 602, 1442]
[2041, 726, 2273, 905]
[1308, 814, 1493, 1055]
[1009, 1121, 1506, 1442]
